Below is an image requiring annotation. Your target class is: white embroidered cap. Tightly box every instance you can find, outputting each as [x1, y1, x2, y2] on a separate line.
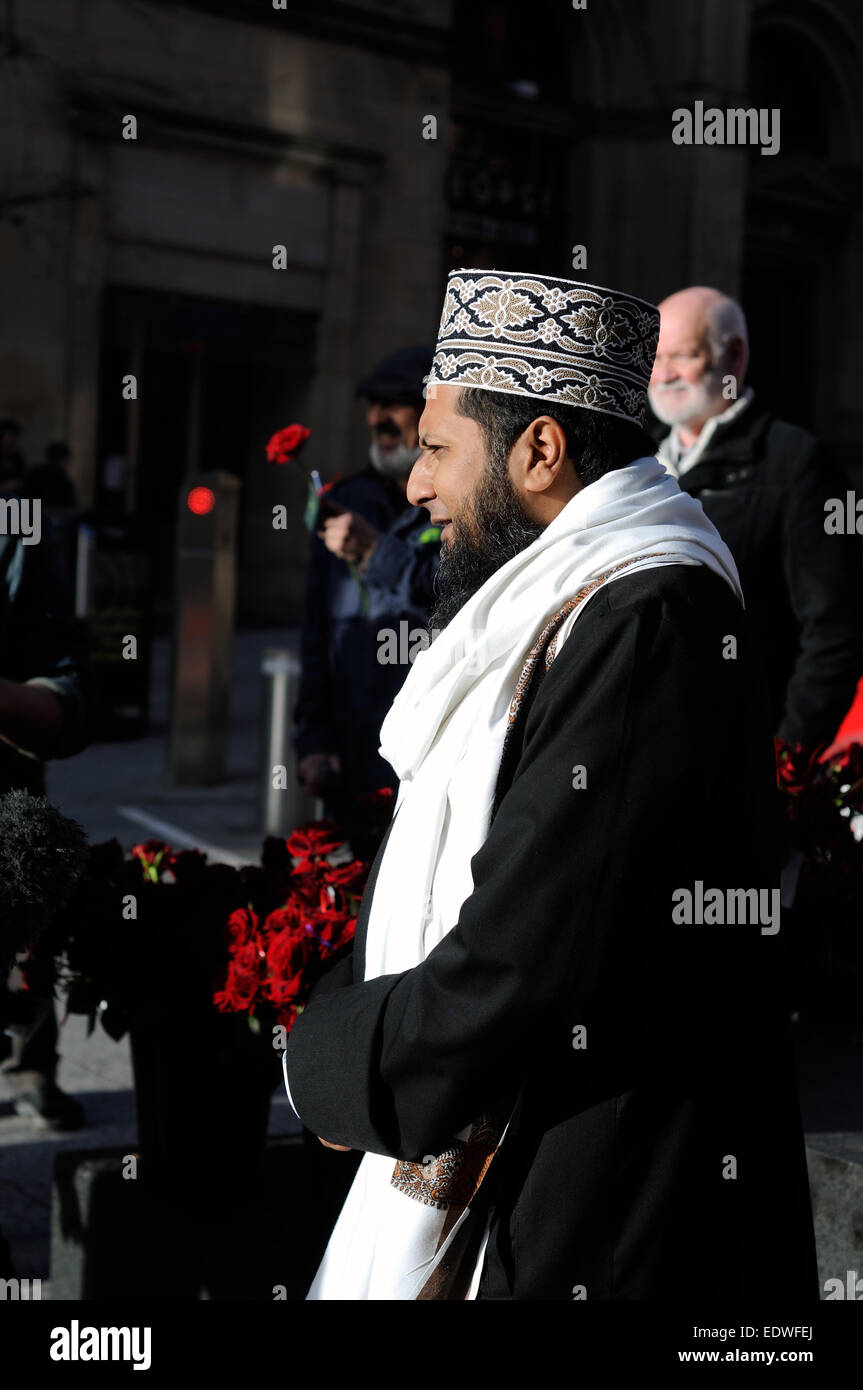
[427, 269, 660, 426]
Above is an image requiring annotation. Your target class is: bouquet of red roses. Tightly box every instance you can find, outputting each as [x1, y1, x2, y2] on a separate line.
[213, 820, 367, 1035]
[25, 807, 385, 1040]
[775, 738, 863, 871]
[774, 738, 863, 1016]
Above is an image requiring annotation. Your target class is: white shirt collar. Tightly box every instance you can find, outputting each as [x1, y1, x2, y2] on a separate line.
[658, 388, 755, 478]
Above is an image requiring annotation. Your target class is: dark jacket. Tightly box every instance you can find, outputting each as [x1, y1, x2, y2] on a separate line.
[293, 466, 441, 800]
[0, 520, 92, 1055]
[286, 564, 818, 1300]
[658, 396, 863, 747]
[0, 522, 92, 795]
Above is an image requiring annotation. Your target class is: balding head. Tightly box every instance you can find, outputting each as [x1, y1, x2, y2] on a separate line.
[659, 287, 748, 365]
[649, 286, 749, 439]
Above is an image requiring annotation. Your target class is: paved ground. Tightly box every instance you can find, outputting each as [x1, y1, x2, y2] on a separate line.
[43, 625, 315, 859]
[0, 628, 306, 1290]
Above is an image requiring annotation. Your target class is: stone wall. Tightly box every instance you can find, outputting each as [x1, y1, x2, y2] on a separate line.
[0, 0, 450, 620]
[2, 0, 862, 619]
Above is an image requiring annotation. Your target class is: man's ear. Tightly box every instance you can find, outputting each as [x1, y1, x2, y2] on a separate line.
[519, 416, 569, 495]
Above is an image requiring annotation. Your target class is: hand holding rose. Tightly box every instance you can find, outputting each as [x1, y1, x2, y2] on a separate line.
[318, 510, 379, 567]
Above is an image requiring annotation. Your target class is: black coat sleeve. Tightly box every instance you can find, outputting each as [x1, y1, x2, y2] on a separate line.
[779, 443, 863, 745]
[285, 569, 775, 1160]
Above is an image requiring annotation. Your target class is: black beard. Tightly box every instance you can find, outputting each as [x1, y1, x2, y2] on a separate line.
[428, 461, 545, 632]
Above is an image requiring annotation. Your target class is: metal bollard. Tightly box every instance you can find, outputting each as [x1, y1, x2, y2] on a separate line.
[260, 648, 321, 835]
[74, 523, 95, 618]
[168, 472, 239, 784]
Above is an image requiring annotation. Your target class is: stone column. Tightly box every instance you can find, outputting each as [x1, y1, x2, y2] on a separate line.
[304, 170, 367, 482]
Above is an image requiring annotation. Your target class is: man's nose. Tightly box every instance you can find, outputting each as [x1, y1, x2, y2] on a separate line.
[406, 453, 434, 509]
[651, 357, 676, 385]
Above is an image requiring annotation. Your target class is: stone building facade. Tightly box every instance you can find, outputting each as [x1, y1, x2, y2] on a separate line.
[1, 0, 861, 622]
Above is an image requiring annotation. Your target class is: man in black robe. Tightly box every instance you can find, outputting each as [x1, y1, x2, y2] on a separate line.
[284, 271, 818, 1301]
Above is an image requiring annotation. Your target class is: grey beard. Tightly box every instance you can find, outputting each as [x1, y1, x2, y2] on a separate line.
[369, 439, 421, 478]
[429, 461, 545, 632]
[648, 362, 729, 428]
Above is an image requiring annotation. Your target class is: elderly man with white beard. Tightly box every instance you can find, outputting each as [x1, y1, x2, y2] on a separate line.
[283, 270, 817, 1301]
[649, 285, 863, 750]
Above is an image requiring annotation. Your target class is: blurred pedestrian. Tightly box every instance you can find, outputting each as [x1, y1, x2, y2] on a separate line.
[650, 286, 863, 749]
[20, 440, 78, 509]
[0, 517, 94, 1129]
[294, 345, 441, 852]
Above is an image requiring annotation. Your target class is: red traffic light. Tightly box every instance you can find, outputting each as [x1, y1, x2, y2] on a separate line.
[187, 486, 216, 516]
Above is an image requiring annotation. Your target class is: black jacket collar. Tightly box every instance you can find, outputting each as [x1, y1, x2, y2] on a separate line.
[657, 396, 774, 487]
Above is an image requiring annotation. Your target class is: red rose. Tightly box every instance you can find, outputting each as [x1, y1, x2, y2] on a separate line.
[286, 821, 346, 857]
[286, 820, 347, 870]
[262, 903, 304, 936]
[305, 908, 357, 950]
[302, 907, 343, 947]
[215, 940, 264, 1013]
[323, 859, 368, 894]
[132, 840, 172, 883]
[225, 907, 260, 946]
[267, 924, 312, 972]
[131, 840, 171, 866]
[775, 740, 811, 794]
[289, 868, 330, 909]
[268, 978, 306, 1009]
[266, 423, 311, 465]
[265, 926, 316, 1005]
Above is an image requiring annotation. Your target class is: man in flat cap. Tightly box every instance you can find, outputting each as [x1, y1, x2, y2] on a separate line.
[284, 272, 817, 1300]
[294, 346, 441, 852]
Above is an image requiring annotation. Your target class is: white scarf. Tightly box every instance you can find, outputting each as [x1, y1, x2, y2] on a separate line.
[304, 457, 742, 1300]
